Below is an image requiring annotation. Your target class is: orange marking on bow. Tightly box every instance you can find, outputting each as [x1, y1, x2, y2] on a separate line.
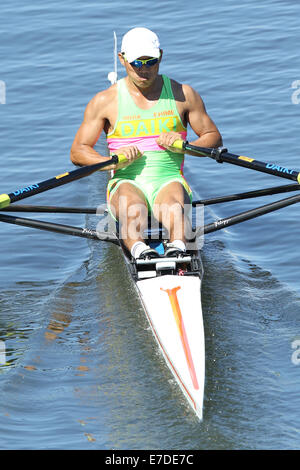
[161, 286, 199, 389]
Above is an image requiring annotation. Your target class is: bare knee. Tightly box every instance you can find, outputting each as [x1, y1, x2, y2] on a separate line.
[110, 184, 148, 240]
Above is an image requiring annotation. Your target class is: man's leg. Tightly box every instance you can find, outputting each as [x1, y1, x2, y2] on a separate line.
[153, 181, 191, 253]
[110, 182, 159, 258]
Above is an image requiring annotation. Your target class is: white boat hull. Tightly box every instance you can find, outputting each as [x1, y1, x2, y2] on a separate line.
[136, 273, 205, 420]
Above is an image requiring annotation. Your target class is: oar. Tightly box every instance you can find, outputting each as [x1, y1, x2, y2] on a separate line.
[172, 140, 300, 183]
[192, 183, 300, 206]
[0, 213, 119, 243]
[1, 204, 102, 214]
[203, 191, 300, 234]
[0, 154, 127, 209]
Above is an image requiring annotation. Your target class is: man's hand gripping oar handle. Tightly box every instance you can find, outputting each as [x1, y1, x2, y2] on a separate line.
[0, 154, 128, 209]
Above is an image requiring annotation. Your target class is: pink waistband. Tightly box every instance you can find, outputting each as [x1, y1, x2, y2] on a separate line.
[107, 132, 187, 153]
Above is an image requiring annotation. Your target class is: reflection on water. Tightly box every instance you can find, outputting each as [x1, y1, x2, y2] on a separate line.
[0, 282, 57, 371]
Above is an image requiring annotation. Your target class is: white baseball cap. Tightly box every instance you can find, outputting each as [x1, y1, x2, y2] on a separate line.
[121, 27, 161, 63]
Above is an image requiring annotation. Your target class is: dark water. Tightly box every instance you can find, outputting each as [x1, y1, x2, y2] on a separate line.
[1, 0, 300, 450]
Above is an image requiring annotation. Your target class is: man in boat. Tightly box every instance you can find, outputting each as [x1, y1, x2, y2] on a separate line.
[70, 27, 222, 259]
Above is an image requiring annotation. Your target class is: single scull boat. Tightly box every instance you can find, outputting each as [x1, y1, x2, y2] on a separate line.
[118, 229, 205, 420]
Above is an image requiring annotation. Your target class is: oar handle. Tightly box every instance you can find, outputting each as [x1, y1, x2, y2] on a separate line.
[0, 154, 128, 209]
[172, 139, 222, 158]
[172, 140, 186, 151]
[0, 194, 10, 209]
[172, 140, 225, 158]
[112, 154, 128, 164]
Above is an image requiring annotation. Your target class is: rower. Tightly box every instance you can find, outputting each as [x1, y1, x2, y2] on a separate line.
[70, 27, 222, 259]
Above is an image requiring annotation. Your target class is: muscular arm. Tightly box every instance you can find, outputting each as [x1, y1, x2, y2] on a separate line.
[183, 84, 223, 152]
[157, 81, 223, 155]
[70, 91, 112, 167]
[70, 86, 142, 169]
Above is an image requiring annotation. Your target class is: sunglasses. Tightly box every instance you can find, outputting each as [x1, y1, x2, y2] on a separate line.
[124, 55, 159, 68]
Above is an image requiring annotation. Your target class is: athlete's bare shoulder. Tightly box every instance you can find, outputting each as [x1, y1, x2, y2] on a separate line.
[169, 79, 205, 127]
[84, 83, 118, 122]
[169, 78, 186, 103]
[170, 79, 203, 108]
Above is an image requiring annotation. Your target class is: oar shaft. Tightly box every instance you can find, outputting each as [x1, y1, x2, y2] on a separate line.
[0, 154, 126, 209]
[192, 183, 300, 206]
[203, 192, 300, 234]
[0, 213, 118, 243]
[214, 150, 300, 182]
[1, 204, 100, 214]
[172, 140, 300, 183]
